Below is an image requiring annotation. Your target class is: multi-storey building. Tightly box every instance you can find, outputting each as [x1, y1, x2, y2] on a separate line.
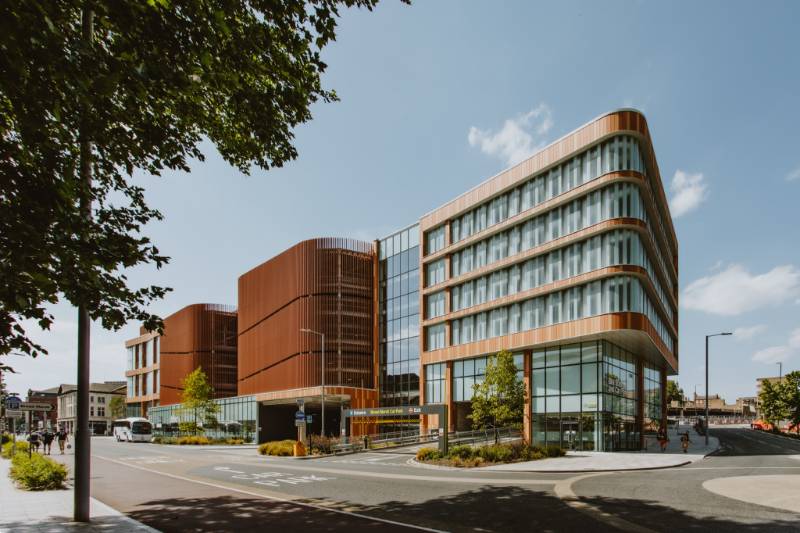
[418, 109, 678, 451]
[136, 109, 677, 450]
[376, 225, 421, 434]
[26, 387, 59, 430]
[237, 238, 377, 441]
[57, 381, 126, 435]
[125, 303, 238, 417]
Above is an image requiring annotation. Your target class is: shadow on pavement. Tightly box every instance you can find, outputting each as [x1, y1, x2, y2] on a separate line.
[0, 515, 147, 532]
[125, 484, 800, 533]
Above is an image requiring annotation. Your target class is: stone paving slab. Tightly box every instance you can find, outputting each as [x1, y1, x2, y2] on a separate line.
[484, 427, 719, 472]
[0, 457, 158, 532]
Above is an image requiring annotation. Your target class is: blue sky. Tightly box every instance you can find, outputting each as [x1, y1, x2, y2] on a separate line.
[6, 0, 800, 403]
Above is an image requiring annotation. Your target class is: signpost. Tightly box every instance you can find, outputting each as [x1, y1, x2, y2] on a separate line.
[19, 402, 53, 412]
[341, 404, 449, 454]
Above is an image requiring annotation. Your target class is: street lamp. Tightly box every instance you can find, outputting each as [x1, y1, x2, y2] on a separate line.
[706, 332, 732, 446]
[777, 362, 783, 380]
[300, 328, 325, 437]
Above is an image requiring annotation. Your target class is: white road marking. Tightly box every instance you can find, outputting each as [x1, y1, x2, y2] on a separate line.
[95, 454, 446, 532]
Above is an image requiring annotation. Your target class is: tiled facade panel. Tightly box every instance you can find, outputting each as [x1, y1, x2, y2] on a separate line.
[159, 304, 238, 405]
[237, 238, 375, 396]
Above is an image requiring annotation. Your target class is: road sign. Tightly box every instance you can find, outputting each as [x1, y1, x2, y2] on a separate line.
[294, 419, 306, 427]
[19, 402, 53, 412]
[296, 398, 304, 407]
[294, 410, 306, 420]
[306, 415, 313, 424]
[5, 396, 21, 410]
[5, 409, 23, 418]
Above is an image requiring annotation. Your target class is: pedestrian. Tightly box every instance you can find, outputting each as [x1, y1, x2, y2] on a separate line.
[57, 427, 69, 454]
[28, 431, 41, 453]
[680, 431, 691, 453]
[657, 426, 669, 452]
[42, 429, 55, 455]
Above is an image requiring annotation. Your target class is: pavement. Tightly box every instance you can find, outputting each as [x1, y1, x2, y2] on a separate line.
[0, 454, 156, 532]
[485, 426, 718, 472]
[4, 429, 799, 532]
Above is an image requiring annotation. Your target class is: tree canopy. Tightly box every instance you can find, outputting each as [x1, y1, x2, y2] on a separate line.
[180, 366, 218, 431]
[108, 395, 126, 420]
[759, 372, 800, 432]
[666, 380, 684, 404]
[469, 350, 525, 434]
[0, 0, 390, 370]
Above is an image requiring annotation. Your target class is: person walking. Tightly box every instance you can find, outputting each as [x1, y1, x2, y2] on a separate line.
[680, 430, 691, 453]
[42, 429, 55, 455]
[28, 431, 41, 453]
[56, 428, 69, 454]
[657, 426, 669, 452]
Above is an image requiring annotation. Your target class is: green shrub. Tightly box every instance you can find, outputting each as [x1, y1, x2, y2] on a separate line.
[2, 440, 29, 459]
[1, 433, 11, 445]
[225, 438, 244, 445]
[177, 436, 210, 445]
[309, 435, 339, 455]
[545, 444, 566, 458]
[450, 455, 484, 468]
[477, 444, 514, 463]
[447, 444, 475, 460]
[258, 440, 295, 456]
[9, 452, 67, 490]
[415, 447, 442, 461]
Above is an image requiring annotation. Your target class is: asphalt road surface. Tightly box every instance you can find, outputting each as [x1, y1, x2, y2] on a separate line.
[58, 428, 800, 532]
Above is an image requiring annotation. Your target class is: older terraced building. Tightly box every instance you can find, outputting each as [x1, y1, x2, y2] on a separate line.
[418, 109, 678, 451]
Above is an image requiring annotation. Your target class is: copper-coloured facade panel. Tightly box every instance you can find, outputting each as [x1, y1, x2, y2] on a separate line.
[237, 238, 375, 396]
[159, 303, 238, 406]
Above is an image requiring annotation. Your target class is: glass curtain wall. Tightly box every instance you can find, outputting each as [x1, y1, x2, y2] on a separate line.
[532, 340, 652, 451]
[148, 396, 257, 442]
[379, 224, 421, 433]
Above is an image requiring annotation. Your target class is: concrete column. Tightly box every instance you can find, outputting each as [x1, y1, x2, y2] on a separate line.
[445, 360, 455, 433]
[523, 349, 532, 444]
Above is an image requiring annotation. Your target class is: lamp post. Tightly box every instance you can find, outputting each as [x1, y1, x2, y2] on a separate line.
[777, 362, 783, 380]
[300, 329, 325, 437]
[705, 332, 732, 446]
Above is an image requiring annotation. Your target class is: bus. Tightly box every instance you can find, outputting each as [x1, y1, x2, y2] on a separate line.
[112, 418, 153, 442]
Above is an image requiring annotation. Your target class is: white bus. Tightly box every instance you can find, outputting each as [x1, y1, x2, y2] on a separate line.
[112, 418, 153, 442]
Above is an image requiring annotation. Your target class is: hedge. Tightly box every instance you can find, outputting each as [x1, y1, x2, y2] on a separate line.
[9, 452, 67, 490]
[2, 441, 29, 459]
[415, 441, 565, 467]
[258, 440, 295, 456]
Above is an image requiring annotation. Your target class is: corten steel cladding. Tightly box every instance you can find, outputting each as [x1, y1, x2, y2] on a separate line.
[238, 238, 375, 395]
[159, 304, 238, 405]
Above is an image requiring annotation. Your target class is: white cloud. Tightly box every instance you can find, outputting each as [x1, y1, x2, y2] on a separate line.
[669, 170, 708, 217]
[787, 166, 800, 182]
[753, 346, 792, 364]
[751, 327, 800, 364]
[733, 325, 767, 341]
[790, 328, 800, 349]
[468, 104, 553, 167]
[682, 264, 800, 315]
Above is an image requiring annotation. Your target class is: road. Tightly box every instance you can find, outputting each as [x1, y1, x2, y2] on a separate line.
[55, 428, 800, 532]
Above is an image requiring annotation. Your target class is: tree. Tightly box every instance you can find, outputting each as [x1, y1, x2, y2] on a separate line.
[666, 380, 684, 405]
[108, 396, 125, 420]
[469, 350, 525, 442]
[759, 378, 788, 428]
[180, 367, 219, 434]
[0, 0, 394, 369]
[780, 371, 800, 433]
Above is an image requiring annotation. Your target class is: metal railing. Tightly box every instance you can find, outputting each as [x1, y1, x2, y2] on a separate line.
[338, 426, 522, 454]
